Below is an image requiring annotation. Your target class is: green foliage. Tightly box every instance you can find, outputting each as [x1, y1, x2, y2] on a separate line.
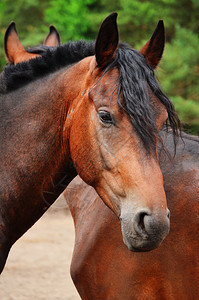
[118, 0, 199, 44]
[118, 0, 174, 44]
[0, 29, 5, 71]
[0, 0, 198, 133]
[159, 26, 199, 133]
[171, 96, 199, 134]
[45, 0, 97, 41]
[0, 0, 47, 41]
[161, 26, 199, 101]
[0, 0, 49, 70]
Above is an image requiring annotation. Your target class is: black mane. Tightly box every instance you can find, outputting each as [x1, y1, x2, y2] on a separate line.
[1, 41, 95, 93]
[108, 44, 180, 151]
[0, 40, 180, 151]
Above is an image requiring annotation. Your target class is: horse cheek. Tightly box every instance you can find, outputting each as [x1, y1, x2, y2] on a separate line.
[69, 108, 99, 186]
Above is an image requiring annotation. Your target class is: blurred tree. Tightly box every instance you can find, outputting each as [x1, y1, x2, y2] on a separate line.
[0, 0, 49, 70]
[0, 0, 48, 43]
[160, 26, 199, 102]
[0, 0, 198, 133]
[159, 26, 199, 133]
[117, 0, 199, 45]
[45, 0, 97, 41]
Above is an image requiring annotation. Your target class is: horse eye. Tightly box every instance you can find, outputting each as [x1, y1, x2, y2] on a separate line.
[98, 110, 113, 124]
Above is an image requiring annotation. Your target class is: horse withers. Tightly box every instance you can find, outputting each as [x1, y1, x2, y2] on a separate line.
[0, 13, 179, 273]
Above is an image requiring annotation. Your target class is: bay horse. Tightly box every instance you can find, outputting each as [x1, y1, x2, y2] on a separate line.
[0, 13, 179, 274]
[64, 131, 199, 299]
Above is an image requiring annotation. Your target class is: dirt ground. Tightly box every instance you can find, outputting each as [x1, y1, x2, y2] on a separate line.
[0, 195, 80, 300]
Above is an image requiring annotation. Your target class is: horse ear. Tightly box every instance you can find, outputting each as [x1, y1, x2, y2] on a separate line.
[95, 13, 119, 68]
[4, 22, 40, 65]
[140, 20, 165, 69]
[43, 25, 60, 47]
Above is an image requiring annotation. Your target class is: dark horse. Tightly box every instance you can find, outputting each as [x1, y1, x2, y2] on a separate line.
[64, 131, 199, 299]
[0, 14, 179, 273]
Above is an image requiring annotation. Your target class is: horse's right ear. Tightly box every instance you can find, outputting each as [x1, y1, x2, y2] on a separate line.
[43, 25, 60, 47]
[4, 22, 40, 65]
[95, 13, 119, 69]
[140, 20, 165, 69]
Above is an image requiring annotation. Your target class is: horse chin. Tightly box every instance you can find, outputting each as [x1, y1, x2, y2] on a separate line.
[122, 233, 165, 252]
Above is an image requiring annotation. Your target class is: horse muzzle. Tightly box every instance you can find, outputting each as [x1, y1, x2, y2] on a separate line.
[120, 208, 170, 252]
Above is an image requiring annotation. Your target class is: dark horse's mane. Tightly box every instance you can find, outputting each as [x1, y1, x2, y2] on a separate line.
[1, 41, 95, 93]
[0, 41, 180, 151]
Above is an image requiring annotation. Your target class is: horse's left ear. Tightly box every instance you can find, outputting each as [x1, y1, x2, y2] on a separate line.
[43, 25, 60, 47]
[95, 13, 119, 68]
[4, 22, 40, 65]
[140, 20, 165, 69]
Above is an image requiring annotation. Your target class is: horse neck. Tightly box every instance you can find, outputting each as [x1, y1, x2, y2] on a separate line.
[0, 70, 79, 242]
[64, 176, 96, 223]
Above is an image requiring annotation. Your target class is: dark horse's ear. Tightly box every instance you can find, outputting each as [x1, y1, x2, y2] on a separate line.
[43, 25, 60, 47]
[4, 22, 40, 65]
[95, 13, 119, 68]
[140, 20, 165, 69]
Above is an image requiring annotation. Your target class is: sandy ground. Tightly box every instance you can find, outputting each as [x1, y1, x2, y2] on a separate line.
[0, 195, 80, 300]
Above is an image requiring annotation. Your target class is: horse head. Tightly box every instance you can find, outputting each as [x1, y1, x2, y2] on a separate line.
[68, 13, 179, 251]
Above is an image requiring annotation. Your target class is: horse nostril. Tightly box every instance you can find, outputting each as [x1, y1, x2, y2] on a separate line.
[138, 212, 148, 230]
[167, 209, 170, 220]
[134, 208, 170, 239]
[134, 209, 151, 237]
